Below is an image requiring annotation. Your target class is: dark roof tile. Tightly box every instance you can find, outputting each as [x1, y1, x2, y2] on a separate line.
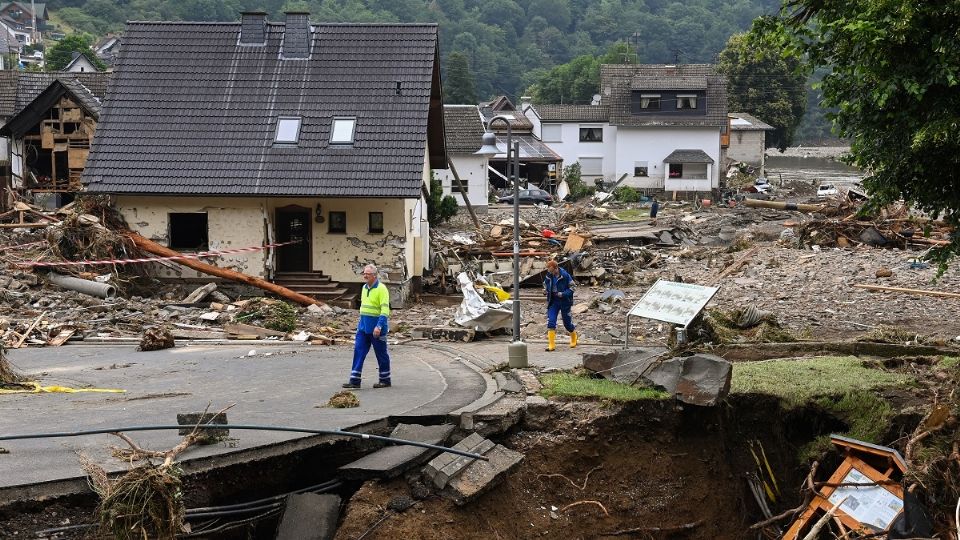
[443, 105, 484, 154]
[600, 64, 727, 128]
[83, 21, 440, 198]
[535, 104, 609, 122]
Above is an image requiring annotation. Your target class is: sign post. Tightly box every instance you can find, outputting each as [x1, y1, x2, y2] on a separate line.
[625, 280, 720, 349]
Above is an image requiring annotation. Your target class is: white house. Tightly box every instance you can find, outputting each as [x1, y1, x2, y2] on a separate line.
[63, 51, 101, 73]
[524, 64, 728, 195]
[434, 105, 490, 212]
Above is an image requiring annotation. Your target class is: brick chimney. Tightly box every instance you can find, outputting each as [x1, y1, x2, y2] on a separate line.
[282, 11, 311, 59]
[239, 11, 266, 46]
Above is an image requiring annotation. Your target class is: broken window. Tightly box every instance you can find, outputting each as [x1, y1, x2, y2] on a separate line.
[329, 211, 346, 233]
[368, 212, 384, 234]
[579, 127, 603, 142]
[669, 163, 683, 178]
[275, 117, 301, 144]
[330, 117, 356, 144]
[676, 95, 698, 109]
[169, 213, 208, 251]
[634, 161, 649, 177]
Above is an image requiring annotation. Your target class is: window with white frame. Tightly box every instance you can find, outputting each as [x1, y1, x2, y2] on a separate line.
[640, 94, 661, 110]
[634, 161, 649, 177]
[330, 117, 356, 144]
[541, 124, 562, 142]
[676, 95, 698, 109]
[578, 157, 602, 176]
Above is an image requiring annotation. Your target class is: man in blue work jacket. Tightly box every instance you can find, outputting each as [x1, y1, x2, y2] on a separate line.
[343, 264, 391, 388]
[543, 259, 577, 351]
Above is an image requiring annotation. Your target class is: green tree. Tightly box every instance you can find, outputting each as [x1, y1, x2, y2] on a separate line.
[717, 30, 806, 149]
[444, 51, 476, 104]
[427, 173, 458, 224]
[756, 1, 960, 267]
[527, 41, 635, 104]
[45, 34, 107, 71]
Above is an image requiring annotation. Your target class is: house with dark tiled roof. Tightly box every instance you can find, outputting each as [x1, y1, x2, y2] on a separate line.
[480, 96, 561, 192]
[82, 11, 446, 301]
[434, 104, 491, 211]
[524, 64, 728, 194]
[0, 71, 110, 203]
[0, 2, 45, 45]
[727, 112, 774, 173]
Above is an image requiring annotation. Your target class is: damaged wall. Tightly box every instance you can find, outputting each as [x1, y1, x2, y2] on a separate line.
[115, 196, 416, 283]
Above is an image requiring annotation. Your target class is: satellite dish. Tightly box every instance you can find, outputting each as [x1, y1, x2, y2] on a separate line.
[591, 94, 602, 105]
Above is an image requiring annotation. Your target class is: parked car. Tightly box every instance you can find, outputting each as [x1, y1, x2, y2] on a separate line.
[753, 177, 771, 193]
[816, 184, 839, 198]
[497, 189, 553, 205]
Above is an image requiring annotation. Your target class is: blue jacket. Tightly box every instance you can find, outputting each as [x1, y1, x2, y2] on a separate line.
[543, 268, 575, 308]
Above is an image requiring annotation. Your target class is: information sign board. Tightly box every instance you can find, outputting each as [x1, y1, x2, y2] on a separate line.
[628, 280, 719, 327]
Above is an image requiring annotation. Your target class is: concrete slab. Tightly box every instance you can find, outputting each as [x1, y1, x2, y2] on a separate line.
[424, 432, 485, 486]
[338, 424, 455, 480]
[434, 438, 495, 488]
[0, 343, 486, 503]
[444, 444, 524, 505]
[275, 493, 340, 540]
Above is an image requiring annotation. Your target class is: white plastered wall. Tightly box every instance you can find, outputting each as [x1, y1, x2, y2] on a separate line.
[541, 122, 617, 182]
[435, 152, 489, 210]
[614, 126, 721, 190]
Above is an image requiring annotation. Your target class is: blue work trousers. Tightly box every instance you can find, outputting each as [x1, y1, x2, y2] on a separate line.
[547, 302, 575, 332]
[350, 329, 391, 385]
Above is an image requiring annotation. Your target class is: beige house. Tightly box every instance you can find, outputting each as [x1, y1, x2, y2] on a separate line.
[727, 112, 774, 173]
[83, 12, 447, 305]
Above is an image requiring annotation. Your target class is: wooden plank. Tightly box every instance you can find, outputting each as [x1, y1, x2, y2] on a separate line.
[563, 232, 587, 253]
[853, 283, 960, 299]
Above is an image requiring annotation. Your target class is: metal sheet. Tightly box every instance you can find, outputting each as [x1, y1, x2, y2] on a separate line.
[628, 279, 719, 327]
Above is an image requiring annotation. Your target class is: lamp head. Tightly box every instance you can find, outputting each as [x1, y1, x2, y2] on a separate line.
[474, 131, 500, 156]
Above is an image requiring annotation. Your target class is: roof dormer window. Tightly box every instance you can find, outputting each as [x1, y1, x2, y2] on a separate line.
[275, 116, 301, 144]
[330, 117, 356, 144]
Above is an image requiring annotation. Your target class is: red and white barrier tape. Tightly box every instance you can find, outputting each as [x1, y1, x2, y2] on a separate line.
[15, 240, 299, 268]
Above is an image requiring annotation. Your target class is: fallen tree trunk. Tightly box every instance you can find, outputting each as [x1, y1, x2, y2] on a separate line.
[126, 233, 324, 307]
[743, 199, 825, 213]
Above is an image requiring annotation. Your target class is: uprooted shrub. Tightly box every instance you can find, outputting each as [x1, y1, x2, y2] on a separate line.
[684, 305, 797, 346]
[45, 196, 137, 270]
[81, 459, 185, 540]
[0, 345, 24, 384]
[236, 298, 298, 332]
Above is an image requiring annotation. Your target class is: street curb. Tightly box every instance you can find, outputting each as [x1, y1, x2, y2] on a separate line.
[417, 342, 504, 423]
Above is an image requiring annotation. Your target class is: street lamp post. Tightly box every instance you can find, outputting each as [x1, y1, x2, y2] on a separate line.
[476, 115, 528, 367]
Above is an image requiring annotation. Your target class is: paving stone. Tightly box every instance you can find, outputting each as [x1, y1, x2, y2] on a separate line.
[424, 432, 485, 485]
[434, 438, 495, 489]
[493, 371, 523, 394]
[468, 395, 526, 437]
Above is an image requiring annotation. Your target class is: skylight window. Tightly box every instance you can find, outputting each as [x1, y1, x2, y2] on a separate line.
[275, 117, 301, 144]
[330, 117, 356, 144]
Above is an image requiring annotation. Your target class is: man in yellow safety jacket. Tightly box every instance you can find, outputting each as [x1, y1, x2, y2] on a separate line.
[342, 264, 391, 389]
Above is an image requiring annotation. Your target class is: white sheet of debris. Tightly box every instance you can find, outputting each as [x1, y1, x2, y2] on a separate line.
[453, 272, 514, 332]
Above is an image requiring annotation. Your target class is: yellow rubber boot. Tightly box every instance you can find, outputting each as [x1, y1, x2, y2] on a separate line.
[546, 330, 556, 352]
[570, 330, 578, 348]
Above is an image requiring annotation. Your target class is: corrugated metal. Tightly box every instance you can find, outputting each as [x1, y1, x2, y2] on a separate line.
[83, 21, 439, 198]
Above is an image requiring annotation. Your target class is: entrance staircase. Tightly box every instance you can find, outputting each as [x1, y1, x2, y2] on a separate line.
[273, 272, 357, 308]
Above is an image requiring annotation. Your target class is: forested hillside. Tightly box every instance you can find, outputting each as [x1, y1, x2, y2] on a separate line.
[49, 0, 780, 102]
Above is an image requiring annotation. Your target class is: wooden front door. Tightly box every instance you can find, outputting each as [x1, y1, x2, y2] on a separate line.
[275, 207, 311, 272]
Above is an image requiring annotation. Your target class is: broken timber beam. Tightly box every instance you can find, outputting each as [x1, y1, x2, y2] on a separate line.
[126, 232, 325, 307]
[743, 199, 825, 213]
[853, 283, 960, 299]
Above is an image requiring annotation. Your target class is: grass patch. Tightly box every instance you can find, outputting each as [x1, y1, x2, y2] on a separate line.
[613, 208, 649, 221]
[732, 356, 914, 461]
[731, 356, 914, 406]
[540, 372, 669, 402]
[940, 356, 960, 369]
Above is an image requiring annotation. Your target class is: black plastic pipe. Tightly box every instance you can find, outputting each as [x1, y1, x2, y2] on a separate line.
[0, 424, 488, 460]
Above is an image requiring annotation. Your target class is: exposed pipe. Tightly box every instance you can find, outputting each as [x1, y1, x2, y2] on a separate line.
[46, 272, 116, 298]
[0, 423, 489, 460]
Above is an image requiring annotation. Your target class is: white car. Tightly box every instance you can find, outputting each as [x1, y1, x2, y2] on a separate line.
[816, 184, 839, 198]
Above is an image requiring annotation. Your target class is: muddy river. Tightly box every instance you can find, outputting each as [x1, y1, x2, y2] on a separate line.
[765, 153, 863, 189]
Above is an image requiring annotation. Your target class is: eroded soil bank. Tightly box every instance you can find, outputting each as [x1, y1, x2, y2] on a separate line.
[336, 396, 813, 540]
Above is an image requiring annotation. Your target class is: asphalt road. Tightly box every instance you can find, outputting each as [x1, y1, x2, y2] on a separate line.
[0, 342, 485, 491]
